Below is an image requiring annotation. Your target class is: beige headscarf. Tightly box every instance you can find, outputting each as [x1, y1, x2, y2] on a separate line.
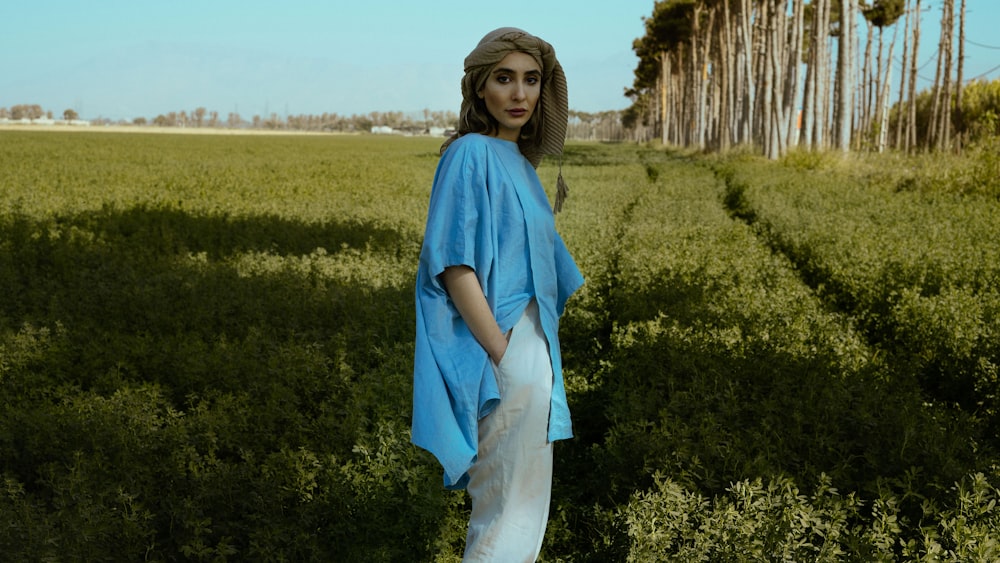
[450, 27, 571, 212]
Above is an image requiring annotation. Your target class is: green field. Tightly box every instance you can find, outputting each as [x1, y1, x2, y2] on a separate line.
[1, 130, 998, 561]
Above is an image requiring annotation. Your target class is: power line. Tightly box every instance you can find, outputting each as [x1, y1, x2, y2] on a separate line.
[971, 62, 1000, 81]
[917, 50, 938, 71]
[967, 39, 1000, 50]
[890, 50, 940, 83]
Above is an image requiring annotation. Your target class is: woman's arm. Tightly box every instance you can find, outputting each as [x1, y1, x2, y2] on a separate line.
[441, 265, 508, 365]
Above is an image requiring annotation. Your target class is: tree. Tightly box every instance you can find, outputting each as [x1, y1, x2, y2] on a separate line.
[783, 0, 807, 151]
[10, 104, 44, 120]
[954, 0, 966, 151]
[860, 0, 906, 151]
[834, 0, 859, 153]
[893, 0, 913, 149]
[630, 0, 828, 157]
[801, 0, 834, 150]
[905, 0, 922, 152]
[630, 0, 696, 143]
[63, 109, 79, 121]
[926, 0, 955, 150]
[193, 107, 207, 127]
[760, 0, 781, 158]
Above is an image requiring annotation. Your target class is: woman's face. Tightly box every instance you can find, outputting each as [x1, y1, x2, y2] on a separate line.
[478, 51, 542, 142]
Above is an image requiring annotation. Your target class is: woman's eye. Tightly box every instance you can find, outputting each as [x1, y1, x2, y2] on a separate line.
[526, 76, 539, 85]
[497, 75, 511, 84]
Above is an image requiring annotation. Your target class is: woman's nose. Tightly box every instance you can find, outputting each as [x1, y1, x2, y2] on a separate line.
[512, 81, 526, 100]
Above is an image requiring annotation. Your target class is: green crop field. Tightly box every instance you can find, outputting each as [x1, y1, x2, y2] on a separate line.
[1, 130, 998, 561]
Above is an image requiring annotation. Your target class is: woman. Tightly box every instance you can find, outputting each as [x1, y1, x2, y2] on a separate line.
[411, 27, 584, 561]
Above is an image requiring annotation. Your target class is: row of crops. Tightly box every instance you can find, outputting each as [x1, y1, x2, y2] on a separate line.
[0, 132, 447, 560]
[1, 131, 998, 560]
[554, 143, 1000, 561]
[718, 152, 1000, 422]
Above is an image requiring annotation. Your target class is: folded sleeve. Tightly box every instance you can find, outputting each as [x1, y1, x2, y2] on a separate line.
[421, 140, 493, 284]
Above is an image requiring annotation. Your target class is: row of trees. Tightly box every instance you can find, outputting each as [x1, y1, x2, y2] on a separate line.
[627, 0, 990, 156]
[139, 108, 464, 133]
[2, 105, 466, 134]
[3, 103, 632, 142]
[0, 105, 80, 121]
[138, 108, 630, 140]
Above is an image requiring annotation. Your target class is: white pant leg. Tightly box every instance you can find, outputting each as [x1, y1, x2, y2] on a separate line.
[463, 301, 554, 563]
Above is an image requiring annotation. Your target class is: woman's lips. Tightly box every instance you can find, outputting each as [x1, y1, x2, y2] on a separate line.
[507, 109, 527, 118]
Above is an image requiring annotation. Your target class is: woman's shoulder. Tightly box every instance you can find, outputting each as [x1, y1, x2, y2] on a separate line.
[446, 132, 491, 153]
[438, 134, 496, 173]
[445, 134, 524, 165]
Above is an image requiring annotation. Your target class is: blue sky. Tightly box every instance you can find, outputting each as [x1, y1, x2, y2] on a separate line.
[2, 0, 998, 121]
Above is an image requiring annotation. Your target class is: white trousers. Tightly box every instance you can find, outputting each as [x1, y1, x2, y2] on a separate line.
[463, 300, 554, 563]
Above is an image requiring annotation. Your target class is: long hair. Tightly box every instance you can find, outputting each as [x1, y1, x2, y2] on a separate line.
[440, 70, 544, 158]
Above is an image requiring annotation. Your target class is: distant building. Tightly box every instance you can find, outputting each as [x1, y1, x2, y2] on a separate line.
[0, 117, 89, 126]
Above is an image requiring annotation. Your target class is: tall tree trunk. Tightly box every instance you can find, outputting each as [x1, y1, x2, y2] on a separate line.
[895, 0, 912, 150]
[696, 5, 715, 150]
[939, 0, 954, 151]
[784, 0, 805, 151]
[955, 0, 966, 152]
[877, 23, 898, 153]
[773, 0, 785, 155]
[872, 25, 886, 151]
[737, 0, 756, 145]
[688, 4, 701, 148]
[906, 0, 921, 152]
[678, 44, 691, 145]
[752, 3, 766, 147]
[928, 0, 954, 151]
[927, 1, 943, 149]
[719, 0, 735, 150]
[706, 6, 723, 150]
[799, 38, 815, 148]
[858, 18, 875, 150]
[812, 0, 832, 149]
[681, 37, 698, 146]
[761, 0, 776, 157]
[660, 51, 669, 145]
[835, 0, 858, 152]
[799, 1, 815, 149]
[661, 52, 675, 145]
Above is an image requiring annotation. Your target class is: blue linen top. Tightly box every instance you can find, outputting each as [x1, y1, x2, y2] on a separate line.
[412, 133, 584, 489]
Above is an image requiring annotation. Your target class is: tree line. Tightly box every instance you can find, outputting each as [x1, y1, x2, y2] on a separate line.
[627, 0, 998, 156]
[2, 103, 631, 142]
[0, 104, 80, 121]
[140, 108, 463, 133]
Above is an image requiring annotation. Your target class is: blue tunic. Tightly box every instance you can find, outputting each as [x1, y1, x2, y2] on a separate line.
[412, 133, 584, 489]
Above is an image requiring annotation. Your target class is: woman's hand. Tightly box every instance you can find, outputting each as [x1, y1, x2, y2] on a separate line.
[441, 266, 508, 364]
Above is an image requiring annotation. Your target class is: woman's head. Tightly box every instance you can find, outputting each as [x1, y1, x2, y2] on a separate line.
[443, 28, 568, 168]
[476, 51, 542, 143]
